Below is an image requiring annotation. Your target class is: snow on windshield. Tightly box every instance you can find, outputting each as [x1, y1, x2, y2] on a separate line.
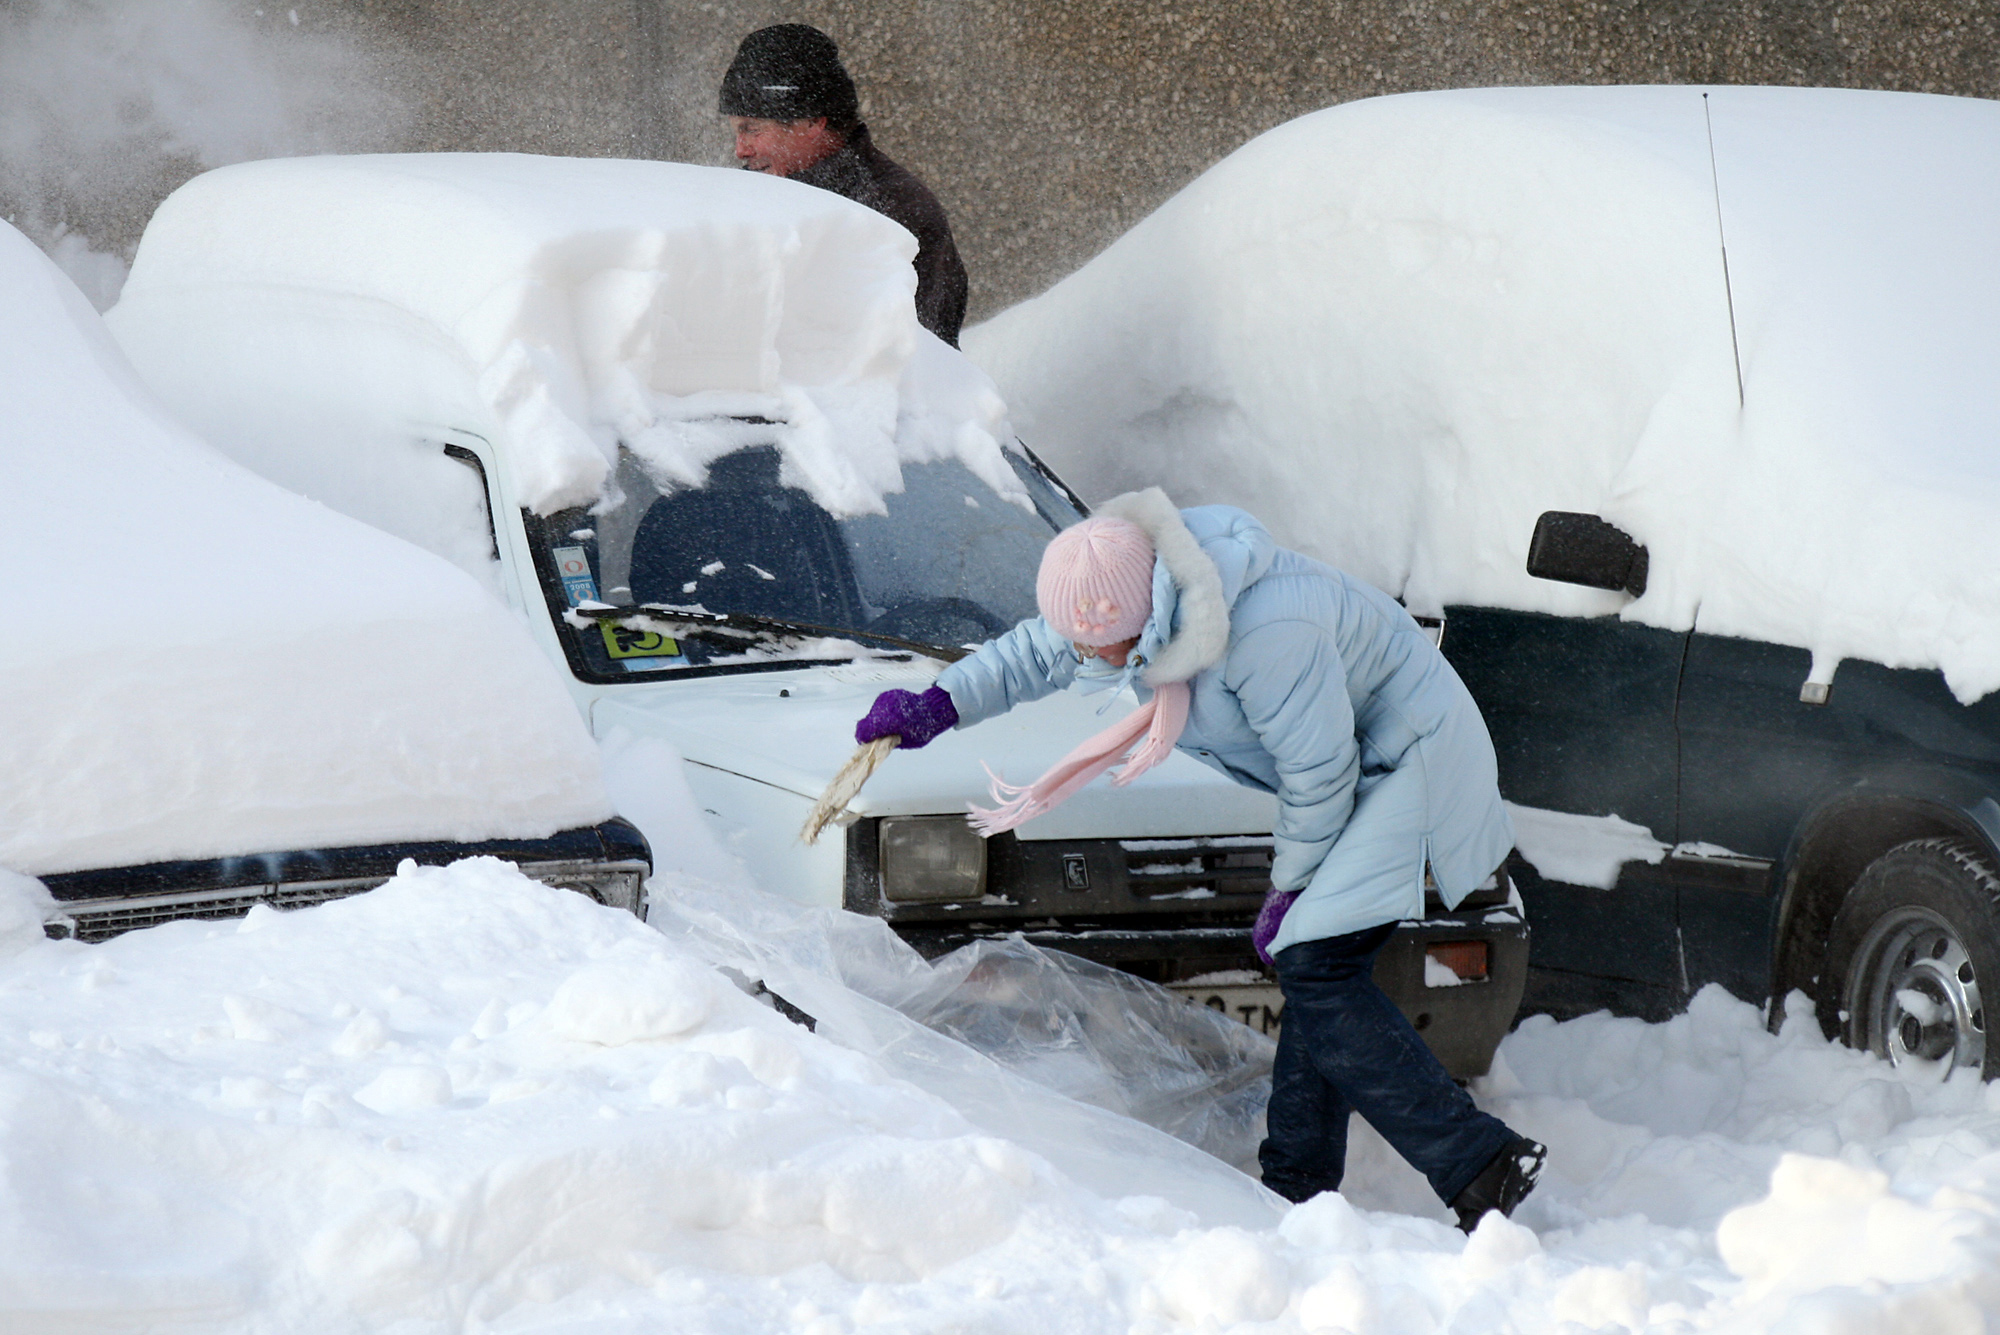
[105, 154, 1028, 550]
[968, 87, 2000, 701]
[539, 444, 1081, 676]
[0, 221, 612, 876]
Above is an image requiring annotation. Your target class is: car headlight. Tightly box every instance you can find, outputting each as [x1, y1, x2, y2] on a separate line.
[879, 816, 987, 903]
[521, 859, 650, 917]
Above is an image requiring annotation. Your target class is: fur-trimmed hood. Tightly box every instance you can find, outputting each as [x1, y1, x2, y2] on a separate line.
[1095, 488, 1275, 686]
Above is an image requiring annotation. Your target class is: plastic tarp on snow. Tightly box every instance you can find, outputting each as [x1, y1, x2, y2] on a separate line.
[0, 220, 613, 876]
[967, 87, 2000, 701]
[105, 154, 1024, 583]
[650, 876, 1281, 1227]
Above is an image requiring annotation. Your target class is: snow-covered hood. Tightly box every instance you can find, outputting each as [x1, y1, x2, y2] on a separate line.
[969, 86, 2000, 702]
[589, 660, 1277, 841]
[0, 220, 612, 876]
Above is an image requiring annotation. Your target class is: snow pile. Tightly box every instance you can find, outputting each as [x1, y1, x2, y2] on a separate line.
[1505, 803, 1669, 890]
[1335, 986, 2000, 1332]
[0, 859, 1278, 1330]
[0, 871, 55, 959]
[968, 87, 2000, 701]
[105, 154, 1023, 579]
[0, 221, 610, 875]
[9, 859, 2000, 1330]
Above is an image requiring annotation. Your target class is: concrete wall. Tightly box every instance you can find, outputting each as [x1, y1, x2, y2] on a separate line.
[7, 0, 1997, 319]
[352, 0, 2000, 320]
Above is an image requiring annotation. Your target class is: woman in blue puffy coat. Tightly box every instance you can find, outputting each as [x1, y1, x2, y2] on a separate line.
[855, 487, 1544, 1228]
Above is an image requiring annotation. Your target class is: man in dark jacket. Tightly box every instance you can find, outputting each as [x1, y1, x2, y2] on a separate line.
[719, 23, 969, 346]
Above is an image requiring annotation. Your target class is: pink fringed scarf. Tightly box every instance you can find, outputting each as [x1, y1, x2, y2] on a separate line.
[967, 680, 1192, 836]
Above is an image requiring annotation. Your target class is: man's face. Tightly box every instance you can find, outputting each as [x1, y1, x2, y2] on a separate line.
[729, 116, 842, 176]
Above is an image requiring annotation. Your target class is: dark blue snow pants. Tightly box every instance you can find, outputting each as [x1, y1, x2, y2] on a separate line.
[1258, 922, 1515, 1206]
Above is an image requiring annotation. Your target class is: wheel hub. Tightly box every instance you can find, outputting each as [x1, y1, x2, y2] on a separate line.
[1848, 908, 1985, 1073]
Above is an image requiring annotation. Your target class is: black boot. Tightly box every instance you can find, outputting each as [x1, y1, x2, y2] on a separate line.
[1449, 1135, 1546, 1232]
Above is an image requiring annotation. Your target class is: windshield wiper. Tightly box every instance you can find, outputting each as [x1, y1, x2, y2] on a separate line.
[565, 603, 971, 663]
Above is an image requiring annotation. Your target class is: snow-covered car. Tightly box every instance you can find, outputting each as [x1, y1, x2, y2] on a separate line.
[104, 154, 1529, 1075]
[967, 86, 2000, 1074]
[0, 218, 648, 941]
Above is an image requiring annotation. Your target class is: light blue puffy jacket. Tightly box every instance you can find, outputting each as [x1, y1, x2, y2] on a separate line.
[935, 490, 1515, 952]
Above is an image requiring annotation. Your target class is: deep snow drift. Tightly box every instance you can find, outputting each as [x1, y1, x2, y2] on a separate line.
[0, 221, 610, 876]
[967, 86, 2000, 702]
[5, 859, 2000, 1333]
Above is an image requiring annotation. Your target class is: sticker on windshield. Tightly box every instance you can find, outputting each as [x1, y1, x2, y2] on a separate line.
[552, 546, 599, 607]
[599, 622, 683, 661]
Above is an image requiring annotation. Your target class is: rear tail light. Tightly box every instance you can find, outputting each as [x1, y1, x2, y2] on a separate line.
[1425, 940, 1490, 985]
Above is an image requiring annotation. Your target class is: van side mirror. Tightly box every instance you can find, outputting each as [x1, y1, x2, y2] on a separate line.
[1526, 512, 1648, 597]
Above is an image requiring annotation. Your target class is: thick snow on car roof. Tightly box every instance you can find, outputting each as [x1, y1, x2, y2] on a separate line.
[0, 222, 613, 877]
[969, 86, 2000, 701]
[106, 154, 1022, 538]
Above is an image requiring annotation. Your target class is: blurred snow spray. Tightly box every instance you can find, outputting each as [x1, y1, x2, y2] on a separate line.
[0, 0, 403, 309]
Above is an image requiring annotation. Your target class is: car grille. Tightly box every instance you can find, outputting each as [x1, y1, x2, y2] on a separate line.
[1121, 837, 1274, 901]
[47, 876, 385, 943]
[46, 859, 649, 943]
[1116, 838, 1515, 911]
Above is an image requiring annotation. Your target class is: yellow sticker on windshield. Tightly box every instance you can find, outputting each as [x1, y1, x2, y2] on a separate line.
[599, 623, 682, 659]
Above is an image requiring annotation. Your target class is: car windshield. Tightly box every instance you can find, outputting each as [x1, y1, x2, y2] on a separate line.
[529, 440, 1084, 678]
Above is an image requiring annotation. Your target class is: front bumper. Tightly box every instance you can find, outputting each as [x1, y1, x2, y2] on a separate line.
[846, 819, 1530, 1079]
[39, 818, 653, 942]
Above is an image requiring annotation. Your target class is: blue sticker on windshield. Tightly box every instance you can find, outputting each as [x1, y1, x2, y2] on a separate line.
[552, 545, 598, 607]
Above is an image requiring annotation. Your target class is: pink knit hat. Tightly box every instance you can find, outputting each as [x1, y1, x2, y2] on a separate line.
[971, 515, 1187, 837]
[1035, 517, 1155, 646]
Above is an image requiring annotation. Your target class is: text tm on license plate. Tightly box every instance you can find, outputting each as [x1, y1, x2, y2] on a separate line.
[1172, 983, 1284, 1035]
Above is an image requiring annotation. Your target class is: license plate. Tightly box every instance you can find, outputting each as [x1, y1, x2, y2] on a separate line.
[1173, 983, 1285, 1035]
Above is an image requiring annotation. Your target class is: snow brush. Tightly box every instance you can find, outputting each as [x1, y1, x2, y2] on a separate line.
[800, 736, 899, 844]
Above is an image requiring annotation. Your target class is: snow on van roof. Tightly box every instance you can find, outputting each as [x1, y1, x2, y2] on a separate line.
[0, 221, 612, 876]
[968, 86, 2000, 701]
[107, 154, 1022, 525]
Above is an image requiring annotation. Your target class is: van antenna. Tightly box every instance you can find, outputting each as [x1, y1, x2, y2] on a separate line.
[1702, 92, 1746, 408]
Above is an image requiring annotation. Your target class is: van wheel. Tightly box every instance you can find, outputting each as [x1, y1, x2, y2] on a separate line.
[1825, 838, 2000, 1077]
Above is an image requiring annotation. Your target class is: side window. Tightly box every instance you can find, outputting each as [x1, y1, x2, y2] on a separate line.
[442, 445, 500, 561]
[327, 436, 503, 599]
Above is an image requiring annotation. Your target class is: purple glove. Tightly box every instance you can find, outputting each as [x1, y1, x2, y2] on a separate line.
[855, 685, 959, 749]
[1252, 889, 1300, 967]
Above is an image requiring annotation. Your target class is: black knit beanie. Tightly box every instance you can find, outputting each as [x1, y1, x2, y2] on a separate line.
[717, 24, 860, 123]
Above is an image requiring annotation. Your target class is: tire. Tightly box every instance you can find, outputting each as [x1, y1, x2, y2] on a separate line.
[1823, 837, 2000, 1077]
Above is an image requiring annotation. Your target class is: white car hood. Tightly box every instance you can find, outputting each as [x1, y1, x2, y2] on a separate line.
[589, 659, 1277, 842]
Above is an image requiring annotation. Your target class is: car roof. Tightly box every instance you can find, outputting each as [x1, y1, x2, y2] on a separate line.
[106, 154, 1023, 531]
[0, 222, 612, 877]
